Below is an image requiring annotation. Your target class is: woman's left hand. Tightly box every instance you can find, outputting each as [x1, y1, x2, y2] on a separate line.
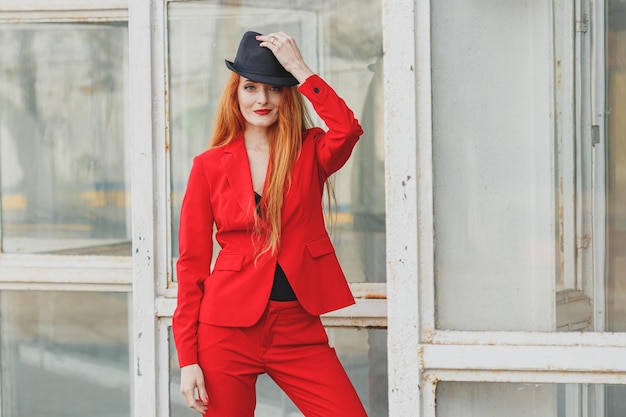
[256, 32, 314, 84]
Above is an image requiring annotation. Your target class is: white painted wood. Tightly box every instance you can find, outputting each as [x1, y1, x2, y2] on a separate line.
[575, 0, 597, 325]
[129, 0, 159, 416]
[0, 0, 127, 10]
[384, 0, 421, 416]
[429, 329, 626, 347]
[159, 0, 173, 298]
[426, 369, 626, 385]
[348, 282, 387, 298]
[0, 282, 130, 292]
[150, 2, 169, 300]
[414, 0, 436, 340]
[423, 344, 626, 374]
[421, 374, 437, 417]
[0, 10, 127, 21]
[155, 296, 387, 327]
[0, 0, 127, 21]
[554, 0, 578, 291]
[0, 254, 131, 284]
[591, 0, 608, 333]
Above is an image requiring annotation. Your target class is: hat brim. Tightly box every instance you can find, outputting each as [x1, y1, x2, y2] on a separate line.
[225, 60, 299, 87]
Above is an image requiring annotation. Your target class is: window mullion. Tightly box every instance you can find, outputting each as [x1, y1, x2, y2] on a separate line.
[385, 0, 421, 416]
[422, 344, 626, 376]
[0, 0, 127, 11]
[129, 0, 164, 416]
[0, 254, 131, 288]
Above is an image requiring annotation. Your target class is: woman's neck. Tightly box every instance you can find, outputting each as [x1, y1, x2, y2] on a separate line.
[244, 128, 269, 151]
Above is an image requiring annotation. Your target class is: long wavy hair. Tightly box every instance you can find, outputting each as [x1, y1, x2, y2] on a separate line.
[210, 72, 334, 259]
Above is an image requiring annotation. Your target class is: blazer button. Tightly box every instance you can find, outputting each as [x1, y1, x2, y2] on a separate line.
[313, 87, 320, 93]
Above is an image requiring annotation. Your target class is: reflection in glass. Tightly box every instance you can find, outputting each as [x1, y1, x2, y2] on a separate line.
[0, 23, 130, 255]
[436, 382, 626, 417]
[438, 382, 557, 417]
[438, 382, 626, 417]
[606, 0, 626, 332]
[0, 291, 130, 417]
[169, 327, 387, 416]
[167, 0, 384, 283]
[431, 1, 555, 331]
[605, 0, 626, 412]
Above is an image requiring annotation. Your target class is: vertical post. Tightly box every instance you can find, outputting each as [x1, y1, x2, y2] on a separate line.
[591, 0, 607, 334]
[383, 0, 421, 415]
[129, 0, 157, 411]
[129, 0, 167, 415]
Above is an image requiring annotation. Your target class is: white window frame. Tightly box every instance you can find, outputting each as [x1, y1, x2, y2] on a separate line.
[0, 3, 132, 294]
[1, 0, 616, 416]
[383, 0, 618, 416]
[0, 0, 128, 21]
[0, 1, 134, 416]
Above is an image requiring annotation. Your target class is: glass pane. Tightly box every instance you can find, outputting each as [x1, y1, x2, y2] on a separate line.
[169, 327, 387, 417]
[431, 0, 556, 331]
[0, 290, 130, 417]
[437, 382, 626, 417]
[0, 23, 131, 256]
[437, 382, 557, 417]
[606, 1, 626, 330]
[167, 0, 384, 283]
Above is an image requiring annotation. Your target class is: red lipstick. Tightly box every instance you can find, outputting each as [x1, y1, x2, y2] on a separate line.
[254, 109, 271, 115]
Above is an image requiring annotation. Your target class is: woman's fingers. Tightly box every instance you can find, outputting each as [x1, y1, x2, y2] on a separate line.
[257, 33, 299, 62]
[181, 388, 208, 414]
[256, 32, 314, 82]
[197, 377, 209, 407]
[180, 364, 209, 414]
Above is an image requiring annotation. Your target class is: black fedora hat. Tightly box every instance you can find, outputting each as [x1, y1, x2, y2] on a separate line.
[225, 31, 299, 87]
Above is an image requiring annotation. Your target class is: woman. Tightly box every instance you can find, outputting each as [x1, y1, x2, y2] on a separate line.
[172, 30, 368, 416]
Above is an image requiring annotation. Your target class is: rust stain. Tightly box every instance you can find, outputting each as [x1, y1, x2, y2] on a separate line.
[164, 79, 171, 153]
[579, 233, 592, 249]
[423, 329, 434, 344]
[358, 293, 387, 300]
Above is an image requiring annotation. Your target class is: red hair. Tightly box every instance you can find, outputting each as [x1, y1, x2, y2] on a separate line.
[209, 72, 318, 259]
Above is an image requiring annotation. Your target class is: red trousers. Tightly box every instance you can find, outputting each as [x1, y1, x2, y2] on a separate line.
[197, 300, 369, 416]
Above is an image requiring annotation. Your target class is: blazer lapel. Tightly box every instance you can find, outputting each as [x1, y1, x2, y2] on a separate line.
[221, 138, 254, 216]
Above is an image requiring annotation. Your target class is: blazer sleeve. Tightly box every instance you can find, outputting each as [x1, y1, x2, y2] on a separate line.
[172, 155, 214, 367]
[298, 75, 364, 178]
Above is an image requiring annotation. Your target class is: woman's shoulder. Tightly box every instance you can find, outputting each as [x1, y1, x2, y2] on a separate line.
[195, 138, 242, 162]
[195, 147, 221, 161]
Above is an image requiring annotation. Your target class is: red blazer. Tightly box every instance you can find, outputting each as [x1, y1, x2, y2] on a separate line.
[173, 75, 363, 366]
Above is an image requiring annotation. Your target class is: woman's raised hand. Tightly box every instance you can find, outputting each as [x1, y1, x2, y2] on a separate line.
[256, 32, 314, 84]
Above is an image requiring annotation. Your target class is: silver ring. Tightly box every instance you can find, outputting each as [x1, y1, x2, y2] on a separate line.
[271, 38, 276, 45]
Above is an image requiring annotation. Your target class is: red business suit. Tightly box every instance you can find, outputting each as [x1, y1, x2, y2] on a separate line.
[172, 75, 368, 416]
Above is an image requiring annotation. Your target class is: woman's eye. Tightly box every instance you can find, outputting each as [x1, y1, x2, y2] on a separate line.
[270, 86, 282, 92]
[244, 85, 255, 91]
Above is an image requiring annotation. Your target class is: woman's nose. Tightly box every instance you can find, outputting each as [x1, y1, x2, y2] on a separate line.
[256, 89, 269, 103]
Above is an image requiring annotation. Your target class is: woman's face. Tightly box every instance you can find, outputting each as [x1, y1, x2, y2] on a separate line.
[237, 77, 283, 130]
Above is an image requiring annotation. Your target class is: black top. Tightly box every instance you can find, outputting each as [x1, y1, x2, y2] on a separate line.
[254, 192, 297, 301]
